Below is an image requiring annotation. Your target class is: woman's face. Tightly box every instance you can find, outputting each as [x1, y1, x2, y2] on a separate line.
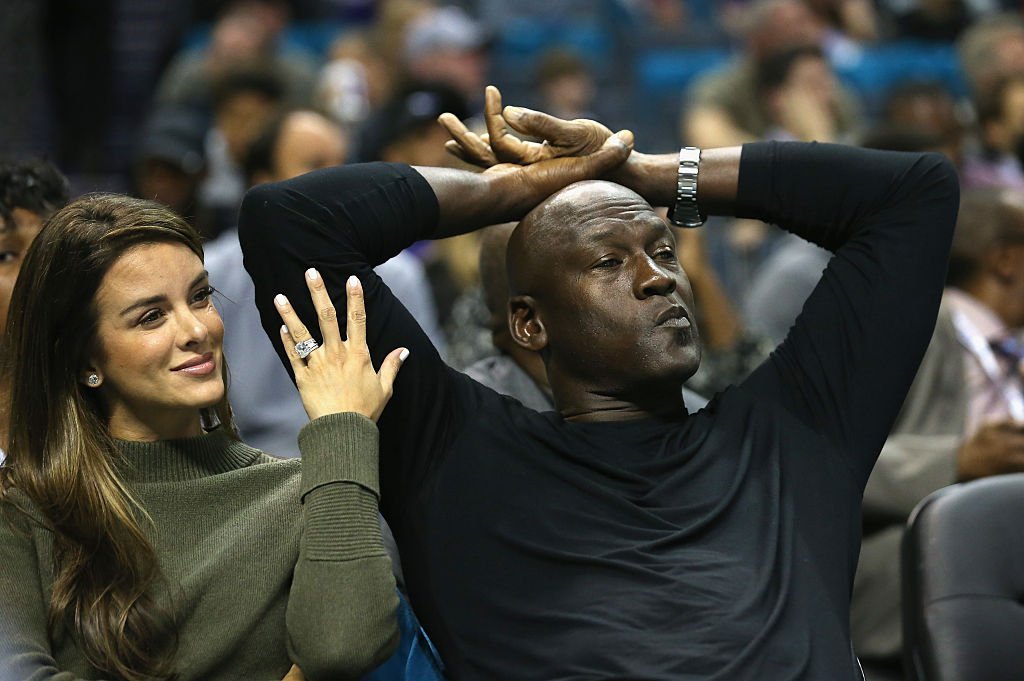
[88, 241, 225, 439]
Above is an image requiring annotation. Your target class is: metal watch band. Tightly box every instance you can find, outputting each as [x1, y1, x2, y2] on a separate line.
[667, 146, 705, 228]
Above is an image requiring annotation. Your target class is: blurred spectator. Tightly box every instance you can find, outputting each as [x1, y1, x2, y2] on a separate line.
[205, 108, 444, 457]
[742, 233, 830, 344]
[357, 80, 478, 347]
[962, 74, 1024, 190]
[719, 0, 878, 44]
[854, 188, 1024, 680]
[878, 80, 967, 166]
[358, 81, 470, 165]
[155, 0, 316, 111]
[805, 0, 879, 42]
[958, 13, 1024, 101]
[317, 29, 398, 129]
[757, 45, 849, 142]
[0, 158, 70, 453]
[534, 49, 598, 122]
[132, 107, 214, 236]
[0, 159, 70, 336]
[743, 127, 945, 345]
[879, 0, 985, 42]
[403, 5, 490, 113]
[200, 63, 286, 237]
[317, 0, 434, 129]
[673, 226, 775, 397]
[683, 0, 862, 148]
[703, 41, 851, 315]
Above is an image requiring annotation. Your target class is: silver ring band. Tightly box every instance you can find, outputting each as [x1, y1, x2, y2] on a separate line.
[294, 338, 319, 359]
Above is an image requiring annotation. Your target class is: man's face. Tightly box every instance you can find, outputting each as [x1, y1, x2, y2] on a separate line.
[216, 91, 278, 163]
[526, 188, 701, 395]
[753, 0, 825, 58]
[272, 112, 348, 181]
[1002, 80, 1024, 141]
[136, 158, 200, 216]
[0, 208, 45, 334]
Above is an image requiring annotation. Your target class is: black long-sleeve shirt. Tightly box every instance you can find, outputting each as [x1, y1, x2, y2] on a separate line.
[239, 142, 959, 681]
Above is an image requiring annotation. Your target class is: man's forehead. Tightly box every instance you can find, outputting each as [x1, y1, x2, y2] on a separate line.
[552, 180, 645, 207]
[542, 181, 661, 232]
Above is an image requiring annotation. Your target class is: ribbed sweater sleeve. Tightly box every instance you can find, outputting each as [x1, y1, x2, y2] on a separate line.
[286, 412, 399, 681]
[0, 498, 111, 681]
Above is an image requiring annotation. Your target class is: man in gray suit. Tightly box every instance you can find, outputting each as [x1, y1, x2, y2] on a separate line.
[853, 188, 1024, 680]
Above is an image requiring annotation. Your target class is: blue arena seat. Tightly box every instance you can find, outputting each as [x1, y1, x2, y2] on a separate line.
[833, 41, 968, 113]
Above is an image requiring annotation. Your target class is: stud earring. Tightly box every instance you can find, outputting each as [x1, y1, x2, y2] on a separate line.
[87, 374, 101, 387]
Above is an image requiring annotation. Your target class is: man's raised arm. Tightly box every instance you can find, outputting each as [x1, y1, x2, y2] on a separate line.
[237, 137, 631, 501]
[238, 136, 632, 372]
[454, 99, 958, 485]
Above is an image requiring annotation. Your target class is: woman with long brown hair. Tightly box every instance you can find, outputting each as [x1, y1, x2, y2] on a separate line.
[0, 194, 406, 681]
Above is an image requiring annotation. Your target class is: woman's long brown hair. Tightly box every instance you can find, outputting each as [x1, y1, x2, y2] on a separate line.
[0, 194, 237, 681]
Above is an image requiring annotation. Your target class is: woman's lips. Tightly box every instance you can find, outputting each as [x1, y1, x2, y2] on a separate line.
[172, 353, 216, 376]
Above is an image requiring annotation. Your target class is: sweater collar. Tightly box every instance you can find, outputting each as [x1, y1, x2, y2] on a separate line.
[114, 428, 261, 483]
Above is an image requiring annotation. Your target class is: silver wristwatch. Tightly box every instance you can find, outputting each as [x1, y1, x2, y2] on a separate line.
[667, 146, 705, 228]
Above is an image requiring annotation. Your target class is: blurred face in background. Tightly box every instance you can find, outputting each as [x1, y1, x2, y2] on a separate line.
[216, 90, 279, 163]
[135, 159, 203, 218]
[0, 208, 45, 334]
[886, 89, 965, 166]
[981, 78, 1024, 153]
[380, 123, 453, 168]
[784, 54, 836, 109]
[751, 0, 825, 59]
[271, 111, 348, 181]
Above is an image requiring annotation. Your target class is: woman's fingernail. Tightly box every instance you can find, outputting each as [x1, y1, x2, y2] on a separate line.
[306, 268, 319, 280]
[347, 275, 359, 290]
[281, 324, 288, 335]
[275, 294, 288, 307]
[504, 106, 523, 120]
[399, 348, 410, 362]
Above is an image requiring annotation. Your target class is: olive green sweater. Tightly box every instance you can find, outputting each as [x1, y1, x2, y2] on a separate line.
[0, 412, 398, 681]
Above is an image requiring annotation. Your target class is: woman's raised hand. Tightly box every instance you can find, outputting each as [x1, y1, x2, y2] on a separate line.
[274, 270, 408, 422]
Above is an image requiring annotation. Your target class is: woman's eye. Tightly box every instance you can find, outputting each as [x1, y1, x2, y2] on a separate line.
[192, 286, 214, 303]
[139, 310, 164, 326]
[595, 258, 620, 269]
[0, 250, 18, 264]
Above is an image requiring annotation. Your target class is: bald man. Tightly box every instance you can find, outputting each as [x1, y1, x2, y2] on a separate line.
[239, 98, 959, 680]
[466, 222, 709, 413]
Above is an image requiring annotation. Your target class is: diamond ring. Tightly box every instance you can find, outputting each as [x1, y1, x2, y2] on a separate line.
[294, 338, 319, 359]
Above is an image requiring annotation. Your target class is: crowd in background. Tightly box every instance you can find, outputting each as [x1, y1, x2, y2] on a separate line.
[2, 1, 1024, 680]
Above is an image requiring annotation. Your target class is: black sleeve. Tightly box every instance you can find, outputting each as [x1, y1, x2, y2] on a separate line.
[735, 142, 960, 487]
[237, 163, 461, 510]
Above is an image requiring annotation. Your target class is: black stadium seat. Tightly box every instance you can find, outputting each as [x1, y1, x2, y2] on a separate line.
[902, 473, 1024, 681]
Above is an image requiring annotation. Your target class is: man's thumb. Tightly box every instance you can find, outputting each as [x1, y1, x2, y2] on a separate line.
[588, 129, 634, 172]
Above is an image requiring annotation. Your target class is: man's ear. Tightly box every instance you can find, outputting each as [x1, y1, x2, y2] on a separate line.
[508, 295, 547, 351]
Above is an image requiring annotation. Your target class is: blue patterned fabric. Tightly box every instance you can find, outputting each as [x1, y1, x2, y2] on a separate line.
[363, 592, 446, 681]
